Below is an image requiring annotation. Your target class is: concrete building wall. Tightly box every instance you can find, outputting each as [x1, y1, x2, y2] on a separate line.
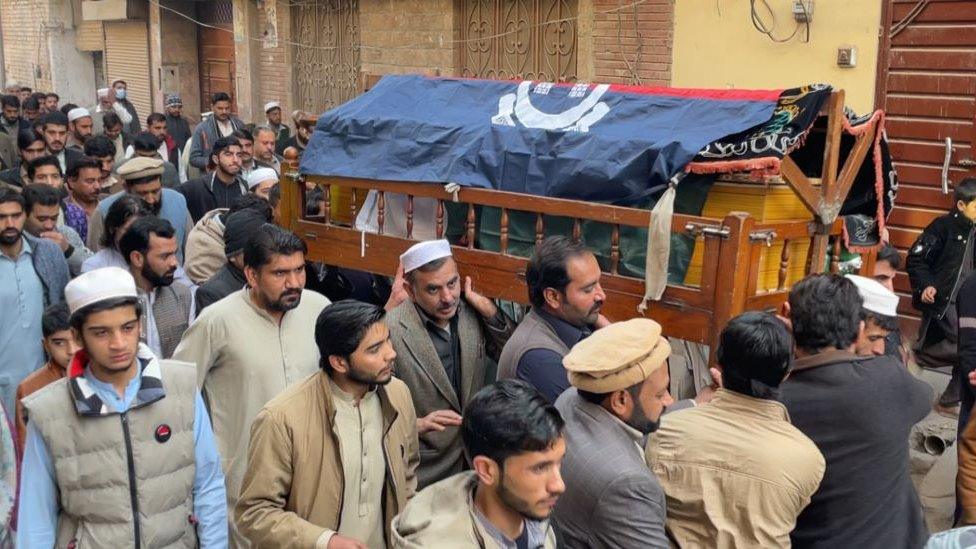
[670, 0, 882, 113]
[48, 0, 97, 107]
[1, 0, 54, 92]
[158, 0, 201, 119]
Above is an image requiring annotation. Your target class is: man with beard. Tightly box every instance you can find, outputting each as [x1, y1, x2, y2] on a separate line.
[237, 300, 419, 547]
[780, 274, 931, 547]
[22, 184, 92, 276]
[64, 156, 102, 239]
[0, 95, 30, 137]
[0, 188, 69, 415]
[86, 157, 193, 262]
[22, 96, 41, 125]
[233, 129, 256, 178]
[65, 107, 94, 151]
[126, 113, 176, 164]
[498, 236, 608, 401]
[646, 312, 825, 547]
[551, 317, 674, 547]
[44, 92, 58, 113]
[264, 101, 290, 156]
[252, 126, 282, 175]
[39, 111, 82, 174]
[119, 131, 180, 188]
[164, 94, 192, 157]
[119, 216, 194, 359]
[385, 239, 515, 488]
[83, 134, 119, 195]
[17, 267, 227, 548]
[393, 379, 563, 548]
[0, 129, 47, 190]
[188, 92, 244, 171]
[180, 136, 246, 223]
[174, 224, 330, 548]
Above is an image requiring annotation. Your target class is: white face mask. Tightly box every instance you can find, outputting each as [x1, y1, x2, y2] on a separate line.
[115, 88, 126, 100]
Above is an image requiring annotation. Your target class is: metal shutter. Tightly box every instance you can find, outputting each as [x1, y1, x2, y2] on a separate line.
[103, 21, 151, 118]
[75, 20, 105, 52]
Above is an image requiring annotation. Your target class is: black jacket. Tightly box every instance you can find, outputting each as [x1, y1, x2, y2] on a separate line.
[781, 350, 931, 548]
[906, 210, 976, 318]
[196, 263, 246, 314]
[178, 173, 248, 223]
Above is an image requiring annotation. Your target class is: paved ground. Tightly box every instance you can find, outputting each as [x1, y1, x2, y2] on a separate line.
[912, 366, 957, 534]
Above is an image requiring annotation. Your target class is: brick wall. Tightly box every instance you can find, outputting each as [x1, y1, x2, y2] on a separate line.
[1, 0, 54, 91]
[359, 0, 455, 77]
[590, 0, 673, 85]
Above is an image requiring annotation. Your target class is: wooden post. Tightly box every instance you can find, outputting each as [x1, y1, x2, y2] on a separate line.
[280, 147, 302, 232]
[708, 212, 755, 365]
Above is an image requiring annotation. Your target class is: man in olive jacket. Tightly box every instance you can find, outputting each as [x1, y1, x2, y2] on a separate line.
[236, 300, 420, 548]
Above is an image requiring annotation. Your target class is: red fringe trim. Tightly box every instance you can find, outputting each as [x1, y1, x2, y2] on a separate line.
[841, 221, 883, 254]
[685, 157, 781, 176]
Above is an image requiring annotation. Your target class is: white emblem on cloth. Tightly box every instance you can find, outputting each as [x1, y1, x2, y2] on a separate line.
[492, 81, 611, 133]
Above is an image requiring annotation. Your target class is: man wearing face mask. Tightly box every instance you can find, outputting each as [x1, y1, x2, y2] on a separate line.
[111, 79, 141, 136]
[119, 216, 194, 359]
[174, 224, 331, 548]
[551, 318, 675, 548]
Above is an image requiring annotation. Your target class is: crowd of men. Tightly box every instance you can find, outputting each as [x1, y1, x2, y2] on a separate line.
[0, 80, 974, 549]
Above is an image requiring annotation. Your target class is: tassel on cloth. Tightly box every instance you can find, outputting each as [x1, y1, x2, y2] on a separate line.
[638, 175, 681, 314]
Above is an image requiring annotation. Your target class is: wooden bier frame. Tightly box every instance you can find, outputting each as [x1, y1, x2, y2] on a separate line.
[281, 89, 877, 362]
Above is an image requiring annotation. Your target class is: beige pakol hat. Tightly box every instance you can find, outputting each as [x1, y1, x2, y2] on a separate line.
[562, 318, 671, 393]
[117, 156, 165, 181]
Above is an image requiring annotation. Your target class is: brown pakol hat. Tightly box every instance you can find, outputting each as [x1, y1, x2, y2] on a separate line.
[562, 318, 671, 393]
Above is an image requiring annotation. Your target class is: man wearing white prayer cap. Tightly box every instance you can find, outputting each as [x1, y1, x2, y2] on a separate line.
[66, 107, 94, 151]
[385, 238, 515, 488]
[245, 167, 278, 200]
[16, 266, 228, 547]
[263, 101, 290, 155]
[845, 274, 901, 357]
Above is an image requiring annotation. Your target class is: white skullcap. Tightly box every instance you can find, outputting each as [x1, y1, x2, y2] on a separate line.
[845, 274, 899, 317]
[400, 239, 452, 273]
[65, 267, 138, 316]
[96, 88, 110, 98]
[264, 101, 281, 113]
[246, 167, 278, 190]
[67, 107, 91, 122]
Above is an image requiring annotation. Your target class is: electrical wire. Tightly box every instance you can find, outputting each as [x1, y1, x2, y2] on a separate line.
[889, 0, 930, 39]
[749, 0, 810, 44]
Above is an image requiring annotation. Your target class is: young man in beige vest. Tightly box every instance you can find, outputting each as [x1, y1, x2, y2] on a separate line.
[237, 300, 419, 548]
[384, 239, 514, 488]
[119, 215, 194, 359]
[17, 267, 226, 548]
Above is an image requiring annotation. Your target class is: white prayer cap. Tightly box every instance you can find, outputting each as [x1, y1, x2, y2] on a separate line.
[67, 107, 91, 122]
[65, 267, 138, 316]
[246, 167, 278, 190]
[264, 101, 281, 113]
[845, 274, 899, 317]
[400, 239, 452, 273]
[96, 87, 110, 98]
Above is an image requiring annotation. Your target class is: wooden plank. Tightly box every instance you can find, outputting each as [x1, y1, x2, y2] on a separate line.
[780, 157, 823, 218]
[888, 49, 976, 71]
[885, 94, 975, 119]
[891, 1, 976, 22]
[888, 139, 972, 165]
[820, 91, 846, 213]
[887, 226, 923, 248]
[886, 117, 973, 142]
[894, 184, 955, 209]
[708, 213, 755, 363]
[891, 25, 976, 47]
[887, 205, 944, 228]
[887, 72, 976, 95]
[830, 129, 874, 210]
[892, 162, 970, 187]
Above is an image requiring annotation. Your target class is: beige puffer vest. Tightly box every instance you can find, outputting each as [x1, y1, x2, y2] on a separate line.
[23, 360, 199, 548]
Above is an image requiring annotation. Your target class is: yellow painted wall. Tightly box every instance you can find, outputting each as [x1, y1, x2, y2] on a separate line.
[671, 0, 882, 113]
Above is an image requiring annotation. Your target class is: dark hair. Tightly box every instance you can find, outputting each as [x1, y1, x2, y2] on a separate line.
[22, 183, 61, 213]
[102, 111, 122, 130]
[243, 224, 307, 269]
[462, 380, 564, 467]
[66, 156, 102, 179]
[45, 92, 59, 101]
[59, 104, 78, 116]
[211, 92, 231, 105]
[861, 309, 900, 332]
[132, 132, 161, 153]
[253, 125, 276, 139]
[31, 92, 47, 104]
[210, 136, 241, 159]
[20, 86, 32, 94]
[0, 187, 26, 209]
[229, 192, 274, 221]
[41, 111, 68, 129]
[23, 96, 40, 112]
[42, 302, 71, 337]
[268, 184, 281, 209]
[956, 178, 976, 204]
[17, 128, 42, 151]
[26, 155, 62, 180]
[526, 236, 593, 309]
[578, 384, 642, 405]
[232, 129, 253, 143]
[314, 300, 386, 373]
[1, 95, 19, 109]
[146, 112, 166, 126]
[118, 215, 176, 263]
[876, 243, 901, 270]
[84, 135, 116, 159]
[717, 312, 793, 399]
[102, 195, 150, 249]
[788, 274, 863, 353]
[70, 296, 143, 332]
